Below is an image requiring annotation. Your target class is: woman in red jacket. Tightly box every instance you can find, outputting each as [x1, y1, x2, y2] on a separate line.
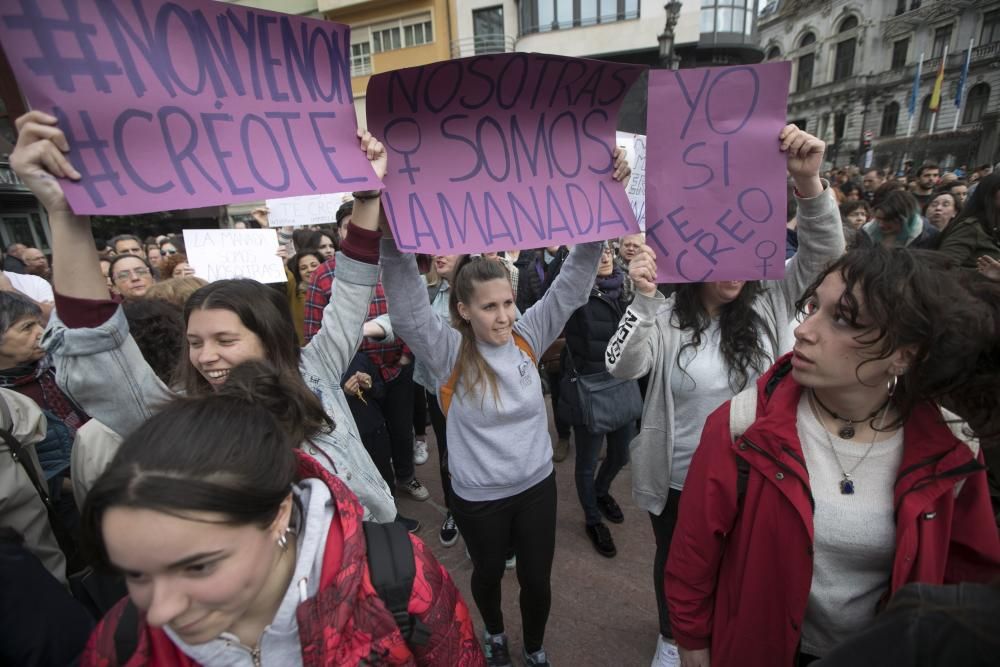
[666, 247, 1000, 667]
[79, 362, 484, 666]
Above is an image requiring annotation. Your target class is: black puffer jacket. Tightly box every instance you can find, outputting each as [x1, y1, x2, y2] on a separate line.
[516, 247, 568, 313]
[563, 269, 629, 375]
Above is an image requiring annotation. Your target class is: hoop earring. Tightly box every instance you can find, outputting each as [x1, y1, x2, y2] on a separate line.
[887, 374, 898, 398]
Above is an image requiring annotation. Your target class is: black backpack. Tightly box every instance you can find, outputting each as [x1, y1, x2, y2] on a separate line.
[114, 520, 429, 663]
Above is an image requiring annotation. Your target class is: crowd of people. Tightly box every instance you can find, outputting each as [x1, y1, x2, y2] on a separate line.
[1, 107, 998, 667]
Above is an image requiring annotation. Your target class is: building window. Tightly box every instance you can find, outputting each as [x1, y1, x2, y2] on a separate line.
[796, 32, 815, 93]
[891, 38, 909, 69]
[372, 25, 402, 53]
[918, 94, 933, 132]
[880, 101, 899, 136]
[350, 41, 371, 77]
[833, 16, 857, 81]
[895, 0, 906, 16]
[520, 0, 638, 34]
[963, 83, 991, 124]
[932, 25, 952, 58]
[403, 21, 433, 47]
[765, 45, 781, 60]
[472, 6, 505, 54]
[982, 10, 1000, 44]
[834, 111, 847, 143]
[699, 0, 755, 36]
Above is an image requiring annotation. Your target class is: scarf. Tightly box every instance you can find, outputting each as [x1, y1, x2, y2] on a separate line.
[595, 268, 625, 302]
[0, 357, 86, 432]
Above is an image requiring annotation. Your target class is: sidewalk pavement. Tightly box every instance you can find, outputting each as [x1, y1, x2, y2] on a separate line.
[396, 403, 660, 666]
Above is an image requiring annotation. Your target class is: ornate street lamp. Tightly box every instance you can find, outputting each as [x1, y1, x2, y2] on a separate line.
[658, 2, 684, 70]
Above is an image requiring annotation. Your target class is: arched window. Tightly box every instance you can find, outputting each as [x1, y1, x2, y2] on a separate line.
[839, 16, 859, 32]
[766, 45, 781, 60]
[880, 101, 900, 136]
[797, 32, 816, 93]
[918, 94, 933, 132]
[834, 16, 858, 81]
[963, 83, 991, 124]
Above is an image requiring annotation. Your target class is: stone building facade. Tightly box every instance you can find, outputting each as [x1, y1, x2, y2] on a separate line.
[758, 0, 1000, 172]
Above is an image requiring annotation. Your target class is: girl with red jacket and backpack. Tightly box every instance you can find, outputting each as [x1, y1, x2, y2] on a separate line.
[665, 247, 1000, 667]
[78, 363, 484, 666]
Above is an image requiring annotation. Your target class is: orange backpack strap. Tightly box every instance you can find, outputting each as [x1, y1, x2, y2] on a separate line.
[439, 333, 537, 417]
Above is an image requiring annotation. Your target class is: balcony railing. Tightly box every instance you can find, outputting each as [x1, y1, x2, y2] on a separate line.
[450, 34, 516, 59]
[351, 55, 372, 78]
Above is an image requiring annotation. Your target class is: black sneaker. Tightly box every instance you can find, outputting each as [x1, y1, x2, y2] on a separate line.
[439, 512, 459, 547]
[586, 522, 617, 558]
[596, 493, 625, 524]
[483, 632, 513, 667]
[523, 647, 552, 666]
[396, 514, 421, 534]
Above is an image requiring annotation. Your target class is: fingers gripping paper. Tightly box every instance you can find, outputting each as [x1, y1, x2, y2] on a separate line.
[645, 62, 791, 283]
[366, 53, 645, 254]
[0, 0, 381, 215]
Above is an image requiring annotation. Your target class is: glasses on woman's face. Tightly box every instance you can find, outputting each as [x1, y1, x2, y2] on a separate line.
[162, 248, 178, 255]
[114, 267, 151, 281]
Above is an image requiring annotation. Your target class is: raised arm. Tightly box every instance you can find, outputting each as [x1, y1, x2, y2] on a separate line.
[302, 130, 389, 378]
[9, 111, 107, 301]
[777, 125, 845, 314]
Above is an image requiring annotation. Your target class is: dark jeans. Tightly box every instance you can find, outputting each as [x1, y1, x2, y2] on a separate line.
[650, 488, 683, 639]
[451, 473, 557, 653]
[413, 385, 427, 438]
[382, 363, 416, 485]
[546, 367, 571, 439]
[426, 391, 452, 510]
[573, 422, 634, 525]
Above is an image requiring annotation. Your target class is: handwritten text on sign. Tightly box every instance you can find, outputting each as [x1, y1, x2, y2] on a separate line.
[0, 0, 380, 215]
[367, 53, 644, 254]
[645, 62, 791, 282]
[266, 193, 350, 227]
[616, 131, 646, 231]
[183, 228, 287, 284]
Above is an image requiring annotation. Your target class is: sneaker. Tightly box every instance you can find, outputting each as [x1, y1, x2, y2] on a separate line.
[505, 551, 516, 570]
[439, 512, 459, 547]
[396, 514, 421, 534]
[552, 436, 571, 462]
[398, 477, 430, 501]
[522, 647, 552, 666]
[414, 439, 429, 465]
[483, 632, 513, 667]
[585, 522, 617, 558]
[650, 635, 680, 667]
[596, 493, 625, 524]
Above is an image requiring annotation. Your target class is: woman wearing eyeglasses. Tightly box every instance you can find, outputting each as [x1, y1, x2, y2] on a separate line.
[106, 254, 154, 300]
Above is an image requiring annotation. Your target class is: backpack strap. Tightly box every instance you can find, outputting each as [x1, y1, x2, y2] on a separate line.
[363, 521, 431, 647]
[439, 333, 537, 417]
[114, 600, 140, 665]
[729, 385, 758, 503]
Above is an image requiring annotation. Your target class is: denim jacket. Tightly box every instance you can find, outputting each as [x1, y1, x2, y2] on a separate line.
[43, 252, 397, 523]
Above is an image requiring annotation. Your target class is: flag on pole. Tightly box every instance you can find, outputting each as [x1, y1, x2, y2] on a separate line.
[908, 55, 923, 117]
[929, 46, 947, 112]
[955, 43, 972, 107]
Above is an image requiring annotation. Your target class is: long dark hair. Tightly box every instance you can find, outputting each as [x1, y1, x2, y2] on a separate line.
[176, 280, 301, 395]
[287, 250, 325, 289]
[796, 246, 1000, 436]
[81, 367, 299, 569]
[952, 173, 1000, 238]
[672, 281, 775, 392]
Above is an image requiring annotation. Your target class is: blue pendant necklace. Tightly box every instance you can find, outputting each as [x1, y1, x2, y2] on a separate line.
[808, 391, 890, 495]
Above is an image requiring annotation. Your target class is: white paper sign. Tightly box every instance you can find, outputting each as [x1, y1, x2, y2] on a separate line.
[183, 229, 287, 284]
[265, 193, 349, 227]
[616, 131, 647, 231]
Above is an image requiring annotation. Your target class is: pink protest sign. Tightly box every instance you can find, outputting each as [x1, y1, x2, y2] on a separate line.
[645, 62, 791, 282]
[366, 53, 644, 254]
[0, 0, 380, 215]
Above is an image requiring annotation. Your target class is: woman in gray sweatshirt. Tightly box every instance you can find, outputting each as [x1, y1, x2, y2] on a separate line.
[379, 153, 631, 667]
